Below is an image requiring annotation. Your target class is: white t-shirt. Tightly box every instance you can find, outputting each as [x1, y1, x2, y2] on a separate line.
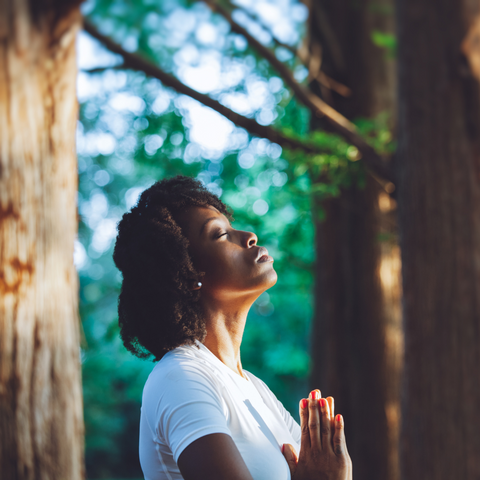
[139, 341, 301, 480]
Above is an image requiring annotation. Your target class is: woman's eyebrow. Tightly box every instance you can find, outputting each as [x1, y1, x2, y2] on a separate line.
[199, 217, 220, 237]
[199, 216, 229, 237]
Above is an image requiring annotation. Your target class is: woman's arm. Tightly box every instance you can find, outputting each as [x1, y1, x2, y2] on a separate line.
[178, 391, 352, 480]
[177, 433, 254, 480]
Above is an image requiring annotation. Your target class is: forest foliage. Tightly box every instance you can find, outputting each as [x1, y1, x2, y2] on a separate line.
[77, 0, 394, 477]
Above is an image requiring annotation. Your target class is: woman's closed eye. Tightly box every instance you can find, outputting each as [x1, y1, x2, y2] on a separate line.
[216, 231, 228, 239]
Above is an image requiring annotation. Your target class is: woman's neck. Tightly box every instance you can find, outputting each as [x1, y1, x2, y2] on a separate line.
[201, 302, 250, 378]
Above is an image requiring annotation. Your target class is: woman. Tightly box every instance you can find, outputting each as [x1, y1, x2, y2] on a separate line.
[113, 175, 352, 480]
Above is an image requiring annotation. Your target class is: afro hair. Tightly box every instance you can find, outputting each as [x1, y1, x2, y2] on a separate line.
[113, 175, 232, 361]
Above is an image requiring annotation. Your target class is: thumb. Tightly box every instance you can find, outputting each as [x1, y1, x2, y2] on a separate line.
[282, 443, 298, 477]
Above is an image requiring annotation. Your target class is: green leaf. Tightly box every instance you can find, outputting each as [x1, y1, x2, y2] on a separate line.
[371, 30, 397, 59]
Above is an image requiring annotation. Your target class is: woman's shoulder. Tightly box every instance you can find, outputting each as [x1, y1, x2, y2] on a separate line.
[148, 343, 202, 375]
[143, 343, 221, 396]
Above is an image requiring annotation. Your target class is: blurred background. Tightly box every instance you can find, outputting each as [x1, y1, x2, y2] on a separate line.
[76, 0, 399, 478]
[5, 0, 480, 478]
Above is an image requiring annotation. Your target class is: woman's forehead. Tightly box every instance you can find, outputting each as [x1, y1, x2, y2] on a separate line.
[176, 205, 226, 237]
[185, 205, 221, 221]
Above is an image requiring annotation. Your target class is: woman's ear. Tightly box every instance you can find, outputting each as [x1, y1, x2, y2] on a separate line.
[190, 281, 202, 291]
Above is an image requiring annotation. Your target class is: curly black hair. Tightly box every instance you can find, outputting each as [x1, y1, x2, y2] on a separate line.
[113, 175, 232, 361]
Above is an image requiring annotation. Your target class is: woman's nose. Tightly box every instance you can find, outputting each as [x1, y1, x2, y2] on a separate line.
[244, 230, 257, 248]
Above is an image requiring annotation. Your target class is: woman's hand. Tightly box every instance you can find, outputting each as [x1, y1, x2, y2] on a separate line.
[282, 390, 352, 480]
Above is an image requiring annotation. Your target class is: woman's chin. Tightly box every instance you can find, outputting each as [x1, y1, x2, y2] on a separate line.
[264, 267, 278, 288]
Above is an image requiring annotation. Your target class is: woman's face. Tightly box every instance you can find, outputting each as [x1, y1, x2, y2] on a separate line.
[176, 205, 277, 302]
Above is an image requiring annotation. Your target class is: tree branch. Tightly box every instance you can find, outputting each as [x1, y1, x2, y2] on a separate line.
[83, 20, 317, 154]
[227, 3, 351, 97]
[81, 65, 125, 74]
[316, 71, 352, 97]
[228, 5, 299, 56]
[83, 19, 393, 183]
[207, 2, 394, 183]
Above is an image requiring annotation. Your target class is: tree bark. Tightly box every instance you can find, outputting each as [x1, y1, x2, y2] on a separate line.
[312, 177, 390, 479]
[397, 1, 480, 478]
[0, 1, 84, 479]
[307, 1, 401, 479]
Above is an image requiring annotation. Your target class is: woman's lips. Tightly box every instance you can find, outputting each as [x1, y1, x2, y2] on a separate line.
[255, 247, 274, 263]
[257, 254, 274, 263]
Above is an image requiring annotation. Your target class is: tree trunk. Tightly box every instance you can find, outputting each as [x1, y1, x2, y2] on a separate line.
[306, 1, 402, 479]
[397, 1, 480, 478]
[312, 178, 390, 480]
[0, 1, 84, 479]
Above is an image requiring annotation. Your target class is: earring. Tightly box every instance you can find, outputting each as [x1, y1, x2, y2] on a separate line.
[197, 282, 202, 287]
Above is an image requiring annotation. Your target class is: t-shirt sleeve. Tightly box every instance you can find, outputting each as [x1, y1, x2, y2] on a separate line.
[151, 363, 232, 463]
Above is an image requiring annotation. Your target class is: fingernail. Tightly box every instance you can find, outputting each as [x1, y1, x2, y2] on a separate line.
[320, 398, 326, 408]
[310, 390, 319, 400]
[336, 414, 342, 423]
[301, 399, 308, 409]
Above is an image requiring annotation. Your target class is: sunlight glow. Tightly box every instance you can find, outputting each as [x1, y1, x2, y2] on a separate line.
[253, 198, 269, 216]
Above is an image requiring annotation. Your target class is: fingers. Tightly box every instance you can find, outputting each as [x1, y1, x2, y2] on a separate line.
[281, 443, 298, 478]
[299, 398, 310, 450]
[300, 389, 338, 455]
[319, 397, 332, 451]
[327, 396, 335, 431]
[308, 390, 321, 450]
[333, 414, 347, 457]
